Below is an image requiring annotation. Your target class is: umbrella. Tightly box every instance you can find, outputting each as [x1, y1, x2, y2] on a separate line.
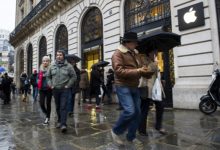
[94, 61, 110, 67]
[137, 31, 181, 53]
[0, 67, 6, 73]
[66, 54, 81, 63]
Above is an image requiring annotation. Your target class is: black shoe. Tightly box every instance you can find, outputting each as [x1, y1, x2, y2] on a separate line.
[61, 125, 67, 133]
[68, 112, 73, 117]
[139, 132, 148, 137]
[116, 107, 123, 111]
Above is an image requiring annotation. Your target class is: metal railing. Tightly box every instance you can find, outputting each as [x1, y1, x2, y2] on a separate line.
[10, 0, 52, 41]
[124, 0, 171, 32]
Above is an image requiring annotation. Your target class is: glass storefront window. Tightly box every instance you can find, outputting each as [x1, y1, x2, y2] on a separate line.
[81, 7, 103, 44]
[124, 0, 170, 32]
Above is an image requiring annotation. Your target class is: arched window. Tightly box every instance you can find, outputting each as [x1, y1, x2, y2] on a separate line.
[19, 50, 24, 74]
[124, 0, 170, 32]
[55, 25, 68, 54]
[27, 44, 33, 76]
[81, 7, 103, 47]
[81, 7, 103, 78]
[39, 36, 47, 65]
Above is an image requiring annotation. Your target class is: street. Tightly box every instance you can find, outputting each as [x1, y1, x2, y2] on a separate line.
[0, 95, 220, 150]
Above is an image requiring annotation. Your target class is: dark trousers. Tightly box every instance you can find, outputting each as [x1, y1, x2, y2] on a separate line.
[39, 90, 52, 118]
[4, 90, 11, 104]
[53, 88, 71, 126]
[68, 93, 75, 113]
[89, 86, 101, 106]
[139, 98, 164, 133]
[81, 89, 87, 102]
[102, 86, 112, 104]
[21, 86, 28, 96]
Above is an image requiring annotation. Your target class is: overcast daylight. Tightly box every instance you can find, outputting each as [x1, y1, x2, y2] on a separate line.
[0, 0, 16, 32]
[1, 0, 220, 150]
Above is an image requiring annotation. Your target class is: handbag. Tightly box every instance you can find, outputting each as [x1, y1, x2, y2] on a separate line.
[152, 71, 162, 101]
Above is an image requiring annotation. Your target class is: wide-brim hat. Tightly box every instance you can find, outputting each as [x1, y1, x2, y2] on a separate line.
[121, 32, 139, 42]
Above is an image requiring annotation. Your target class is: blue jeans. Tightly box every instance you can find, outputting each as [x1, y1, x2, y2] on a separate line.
[53, 88, 71, 126]
[32, 86, 38, 100]
[68, 93, 75, 113]
[113, 86, 141, 141]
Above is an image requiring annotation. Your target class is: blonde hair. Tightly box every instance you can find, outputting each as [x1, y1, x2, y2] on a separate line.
[42, 56, 50, 62]
[40, 56, 51, 71]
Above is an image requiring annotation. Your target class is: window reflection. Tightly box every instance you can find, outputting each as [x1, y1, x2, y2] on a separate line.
[125, 0, 170, 31]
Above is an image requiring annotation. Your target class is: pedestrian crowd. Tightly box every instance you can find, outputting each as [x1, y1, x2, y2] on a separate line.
[0, 31, 167, 145]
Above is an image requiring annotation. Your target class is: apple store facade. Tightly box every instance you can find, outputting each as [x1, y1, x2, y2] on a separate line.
[10, 0, 220, 109]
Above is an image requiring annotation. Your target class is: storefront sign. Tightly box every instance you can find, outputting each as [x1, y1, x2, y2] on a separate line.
[178, 2, 205, 31]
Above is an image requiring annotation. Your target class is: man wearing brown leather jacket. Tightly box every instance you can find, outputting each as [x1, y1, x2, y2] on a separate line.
[111, 32, 151, 145]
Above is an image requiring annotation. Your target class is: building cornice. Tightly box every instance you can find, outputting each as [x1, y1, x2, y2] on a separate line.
[10, 0, 72, 47]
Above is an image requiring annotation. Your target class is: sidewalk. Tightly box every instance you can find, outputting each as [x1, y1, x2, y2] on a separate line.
[0, 95, 220, 150]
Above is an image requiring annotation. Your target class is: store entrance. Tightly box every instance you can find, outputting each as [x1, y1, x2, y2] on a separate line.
[83, 48, 101, 79]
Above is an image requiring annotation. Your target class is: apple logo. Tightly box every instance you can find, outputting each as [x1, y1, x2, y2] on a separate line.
[183, 7, 197, 24]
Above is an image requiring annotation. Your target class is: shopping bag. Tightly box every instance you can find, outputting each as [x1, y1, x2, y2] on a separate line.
[152, 71, 162, 101]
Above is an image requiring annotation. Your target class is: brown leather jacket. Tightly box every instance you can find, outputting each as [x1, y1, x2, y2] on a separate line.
[112, 45, 142, 87]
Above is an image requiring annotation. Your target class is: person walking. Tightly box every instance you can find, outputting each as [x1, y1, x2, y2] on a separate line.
[38, 56, 52, 125]
[89, 65, 102, 109]
[20, 72, 29, 101]
[111, 32, 151, 145]
[47, 50, 76, 133]
[105, 68, 114, 104]
[67, 57, 81, 116]
[2, 73, 12, 104]
[138, 51, 167, 136]
[30, 70, 38, 101]
[79, 68, 89, 103]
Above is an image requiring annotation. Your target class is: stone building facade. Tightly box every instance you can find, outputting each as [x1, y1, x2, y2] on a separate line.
[10, 0, 220, 109]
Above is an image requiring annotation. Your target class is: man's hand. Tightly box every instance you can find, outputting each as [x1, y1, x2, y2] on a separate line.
[137, 66, 154, 77]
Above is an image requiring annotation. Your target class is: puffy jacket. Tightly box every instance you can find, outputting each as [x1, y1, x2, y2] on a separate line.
[112, 44, 142, 87]
[47, 60, 76, 89]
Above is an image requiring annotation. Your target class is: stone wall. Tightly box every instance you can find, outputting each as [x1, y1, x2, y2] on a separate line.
[171, 0, 220, 109]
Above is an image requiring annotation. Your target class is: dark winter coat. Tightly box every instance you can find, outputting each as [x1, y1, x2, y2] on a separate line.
[20, 74, 29, 89]
[90, 69, 102, 95]
[106, 73, 114, 91]
[79, 70, 89, 89]
[2, 77, 12, 92]
[72, 65, 81, 93]
[30, 73, 38, 87]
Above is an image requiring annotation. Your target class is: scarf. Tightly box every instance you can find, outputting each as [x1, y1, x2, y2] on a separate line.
[38, 65, 49, 89]
[55, 60, 65, 67]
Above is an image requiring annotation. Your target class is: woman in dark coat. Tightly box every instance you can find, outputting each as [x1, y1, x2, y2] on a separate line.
[105, 69, 114, 104]
[67, 58, 81, 116]
[89, 65, 102, 109]
[2, 73, 12, 104]
[79, 69, 89, 103]
[38, 56, 52, 125]
[20, 72, 29, 101]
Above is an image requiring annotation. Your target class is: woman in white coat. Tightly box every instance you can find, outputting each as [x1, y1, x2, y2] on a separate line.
[138, 51, 167, 136]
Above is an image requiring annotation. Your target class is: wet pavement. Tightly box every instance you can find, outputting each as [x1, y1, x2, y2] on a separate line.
[1, 95, 220, 150]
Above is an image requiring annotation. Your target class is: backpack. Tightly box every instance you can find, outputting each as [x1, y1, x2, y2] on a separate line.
[24, 79, 29, 85]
